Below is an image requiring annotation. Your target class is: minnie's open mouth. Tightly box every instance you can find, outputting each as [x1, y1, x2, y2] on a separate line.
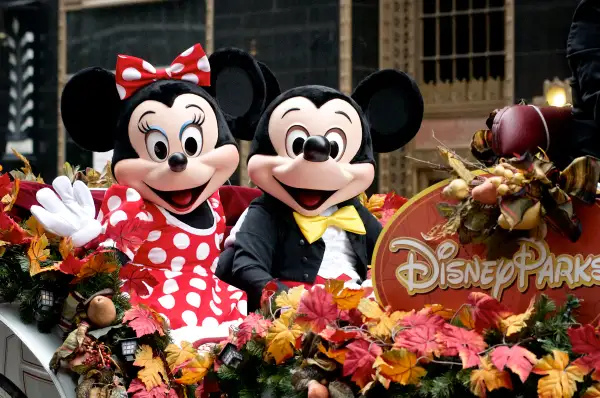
[276, 179, 336, 211]
[146, 183, 208, 211]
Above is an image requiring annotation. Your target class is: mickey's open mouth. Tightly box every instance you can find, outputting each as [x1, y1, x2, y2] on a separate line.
[146, 182, 208, 211]
[276, 179, 336, 211]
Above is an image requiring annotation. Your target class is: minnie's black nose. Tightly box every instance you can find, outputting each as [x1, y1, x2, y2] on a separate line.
[303, 136, 331, 162]
[168, 152, 188, 172]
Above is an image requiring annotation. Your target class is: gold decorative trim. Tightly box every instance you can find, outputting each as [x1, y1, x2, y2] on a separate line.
[64, 0, 166, 11]
[205, 0, 214, 54]
[338, 0, 352, 94]
[239, 141, 251, 186]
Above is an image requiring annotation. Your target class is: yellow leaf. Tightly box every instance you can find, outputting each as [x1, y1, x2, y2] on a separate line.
[584, 384, 600, 398]
[369, 311, 407, 340]
[2, 179, 19, 212]
[25, 216, 46, 237]
[59, 237, 74, 260]
[358, 298, 384, 319]
[326, 279, 364, 310]
[11, 149, 32, 175]
[174, 351, 213, 385]
[424, 304, 454, 320]
[133, 345, 167, 391]
[533, 350, 585, 398]
[459, 306, 476, 329]
[439, 146, 475, 182]
[318, 343, 347, 364]
[470, 356, 513, 397]
[165, 341, 197, 373]
[373, 349, 426, 386]
[275, 285, 305, 310]
[358, 192, 368, 207]
[77, 253, 117, 280]
[501, 298, 535, 336]
[27, 234, 50, 276]
[266, 319, 303, 364]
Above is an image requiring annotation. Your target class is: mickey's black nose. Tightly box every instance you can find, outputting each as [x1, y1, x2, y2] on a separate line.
[303, 136, 331, 162]
[168, 152, 188, 172]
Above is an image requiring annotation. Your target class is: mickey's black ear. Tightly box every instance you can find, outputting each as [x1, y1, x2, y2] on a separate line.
[351, 69, 424, 153]
[61, 67, 120, 152]
[257, 61, 281, 107]
[207, 48, 280, 141]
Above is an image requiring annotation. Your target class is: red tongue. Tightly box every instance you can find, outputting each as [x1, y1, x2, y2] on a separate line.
[170, 190, 193, 206]
[296, 191, 323, 207]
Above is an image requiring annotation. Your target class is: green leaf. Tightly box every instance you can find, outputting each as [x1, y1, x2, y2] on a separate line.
[436, 202, 456, 219]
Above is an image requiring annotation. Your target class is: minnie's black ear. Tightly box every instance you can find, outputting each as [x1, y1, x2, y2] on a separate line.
[207, 48, 280, 141]
[257, 61, 281, 107]
[351, 69, 424, 153]
[61, 67, 120, 152]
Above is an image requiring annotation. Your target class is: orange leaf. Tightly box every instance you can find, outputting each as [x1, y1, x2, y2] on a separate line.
[584, 384, 600, 398]
[373, 349, 426, 386]
[470, 356, 513, 397]
[27, 234, 50, 276]
[500, 298, 535, 336]
[424, 304, 454, 320]
[325, 279, 364, 310]
[318, 343, 347, 364]
[25, 216, 46, 237]
[265, 319, 303, 364]
[533, 350, 585, 398]
[165, 341, 197, 373]
[458, 306, 476, 329]
[59, 237, 74, 260]
[133, 345, 167, 391]
[174, 351, 213, 385]
[76, 251, 117, 280]
[1, 179, 19, 212]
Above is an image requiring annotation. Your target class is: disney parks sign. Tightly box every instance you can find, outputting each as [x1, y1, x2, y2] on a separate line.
[371, 181, 600, 323]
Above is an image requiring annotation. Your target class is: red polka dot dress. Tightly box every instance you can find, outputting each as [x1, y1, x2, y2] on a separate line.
[97, 185, 247, 342]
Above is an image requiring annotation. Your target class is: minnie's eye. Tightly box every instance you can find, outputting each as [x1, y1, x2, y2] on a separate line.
[145, 131, 169, 162]
[181, 126, 203, 157]
[325, 129, 346, 161]
[285, 126, 308, 158]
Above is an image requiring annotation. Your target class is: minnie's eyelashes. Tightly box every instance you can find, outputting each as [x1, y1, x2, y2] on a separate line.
[192, 111, 205, 126]
[138, 119, 153, 134]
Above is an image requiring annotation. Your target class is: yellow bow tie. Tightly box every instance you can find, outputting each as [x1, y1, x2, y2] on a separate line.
[293, 206, 366, 244]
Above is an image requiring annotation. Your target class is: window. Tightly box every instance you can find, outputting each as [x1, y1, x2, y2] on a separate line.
[421, 0, 505, 84]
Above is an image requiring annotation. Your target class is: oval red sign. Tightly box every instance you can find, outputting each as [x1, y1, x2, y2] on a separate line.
[371, 179, 600, 322]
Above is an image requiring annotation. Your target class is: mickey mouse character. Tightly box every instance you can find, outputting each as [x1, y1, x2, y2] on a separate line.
[218, 70, 424, 309]
[30, 44, 279, 342]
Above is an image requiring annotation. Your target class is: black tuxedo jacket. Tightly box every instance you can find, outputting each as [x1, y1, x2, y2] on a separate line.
[216, 193, 383, 310]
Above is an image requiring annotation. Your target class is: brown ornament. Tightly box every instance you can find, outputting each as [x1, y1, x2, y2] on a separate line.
[86, 295, 116, 328]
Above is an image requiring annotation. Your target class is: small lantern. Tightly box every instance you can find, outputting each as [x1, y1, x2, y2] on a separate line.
[38, 289, 54, 311]
[218, 343, 244, 369]
[120, 338, 138, 362]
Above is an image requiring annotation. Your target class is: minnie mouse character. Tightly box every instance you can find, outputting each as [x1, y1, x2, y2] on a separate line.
[30, 44, 279, 342]
[218, 70, 424, 309]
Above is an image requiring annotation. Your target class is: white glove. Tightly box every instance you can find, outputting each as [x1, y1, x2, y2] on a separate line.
[31, 176, 102, 247]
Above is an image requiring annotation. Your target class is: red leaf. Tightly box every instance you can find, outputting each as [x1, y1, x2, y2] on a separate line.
[236, 313, 272, 348]
[260, 280, 280, 311]
[569, 325, 600, 371]
[438, 324, 487, 368]
[119, 264, 159, 297]
[400, 310, 446, 329]
[339, 308, 363, 326]
[343, 339, 382, 388]
[0, 211, 29, 244]
[128, 379, 178, 398]
[395, 325, 443, 357]
[295, 286, 338, 333]
[490, 345, 537, 383]
[379, 192, 408, 225]
[104, 216, 152, 253]
[0, 174, 12, 199]
[319, 327, 360, 344]
[122, 305, 166, 338]
[59, 254, 85, 276]
[467, 292, 512, 331]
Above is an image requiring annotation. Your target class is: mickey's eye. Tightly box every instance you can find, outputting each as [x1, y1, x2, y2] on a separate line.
[325, 129, 346, 161]
[145, 131, 169, 162]
[181, 125, 203, 157]
[285, 126, 309, 158]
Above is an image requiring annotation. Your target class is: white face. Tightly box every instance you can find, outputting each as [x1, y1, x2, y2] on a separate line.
[248, 96, 374, 216]
[114, 93, 239, 214]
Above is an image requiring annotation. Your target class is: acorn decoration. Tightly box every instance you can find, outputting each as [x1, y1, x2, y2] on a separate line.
[86, 292, 117, 328]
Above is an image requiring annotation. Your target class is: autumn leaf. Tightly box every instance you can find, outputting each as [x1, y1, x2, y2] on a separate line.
[236, 313, 272, 348]
[25, 216, 46, 237]
[500, 298, 535, 336]
[369, 311, 406, 340]
[458, 306, 476, 329]
[395, 325, 443, 358]
[104, 216, 153, 254]
[380, 192, 408, 225]
[295, 286, 338, 333]
[424, 304, 454, 320]
[0, 174, 11, 200]
[127, 379, 178, 398]
[0, 211, 29, 244]
[2, 178, 20, 212]
[275, 285, 305, 310]
[165, 341, 197, 373]
[584, 384, 600, 398]
[319, 327, 359, 344]
[358, 298, 385, 319]
[76, 251, 117, 280]
[325, 279, 364, 310]
[437, 324, 487, 368]
[568, 325, 600, 373]
[12, 149, 33, 176]
[58, 237, 74, 260]
[123, 305, 166, 338]
[119, 264, 159, 297]
[470, 356, 513, 397]
[343, 339, 382, 389]
[134, 345, 167, 391]
[27, 234, 50, 276]
[266, 319, 303, 364]
[533, 350, 586, 398]
[490, 345, 537, 383]
[58, 254, 85, 276]
[400, 309, 445, 329]
[467, 292, 512, 331]
[174, 351, 213, 385]
[318, 343, 348, 364]
[374, 348, 426, 387]
[260, 280, 280, 313]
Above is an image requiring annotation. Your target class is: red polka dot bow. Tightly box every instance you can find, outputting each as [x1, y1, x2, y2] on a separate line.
[114, 43, 211, 100]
